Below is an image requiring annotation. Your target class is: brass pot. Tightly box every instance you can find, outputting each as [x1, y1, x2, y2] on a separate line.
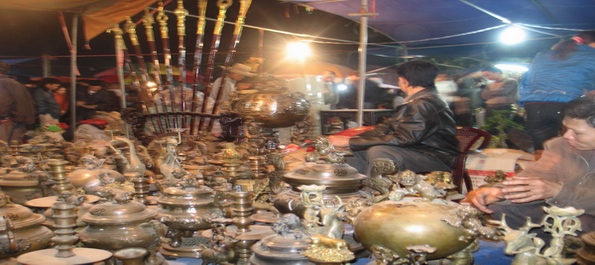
[79, 200, 159, 250]
[283, 162, 366, 194]
[157, 186, 224, 231]
[0, 193, 53, 259]
[67, 167, 126, 194]
[233, 88, 310, 128]
[275, 162, 367, 215]
[0, 170, 48, 204]
[353, 198, 471, 260]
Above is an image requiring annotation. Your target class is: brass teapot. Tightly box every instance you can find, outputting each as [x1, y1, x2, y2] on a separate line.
[157, 184, 226, 247]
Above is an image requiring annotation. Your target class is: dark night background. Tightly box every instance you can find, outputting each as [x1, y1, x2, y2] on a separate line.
[0, 0, 560, 78]
[0, 0, 396, 78]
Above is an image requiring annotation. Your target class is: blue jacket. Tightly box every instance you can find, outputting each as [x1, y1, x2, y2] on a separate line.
[32, 87, 61, 119]
[519, 45, 595, 103]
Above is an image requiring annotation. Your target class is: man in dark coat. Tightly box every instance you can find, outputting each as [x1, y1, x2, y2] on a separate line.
[329, 60, 459, 175]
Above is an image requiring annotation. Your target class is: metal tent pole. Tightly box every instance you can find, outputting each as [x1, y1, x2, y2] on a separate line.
[357, 6, 367, 126]
[69, 14, 79, 133]
[349, 0, 377, 126]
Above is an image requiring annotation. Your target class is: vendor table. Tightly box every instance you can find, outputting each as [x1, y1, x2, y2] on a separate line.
[164, 240, 512, 264]
[320, 109, 395, 135]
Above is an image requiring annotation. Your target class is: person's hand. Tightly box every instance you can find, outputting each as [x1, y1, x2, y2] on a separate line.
[461, 187, 504, 214]
[76, 101, 86, 107]
[327, 135, 352, 148]
[500, 177, 562, 203]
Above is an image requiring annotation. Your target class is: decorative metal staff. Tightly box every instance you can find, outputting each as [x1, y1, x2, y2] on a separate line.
[156, 1, 179, 129]
[208, 0, 253, 131]
[189, 0, 208, 136]
[107, 25, 133, 137]
[197, 0, 233, 132]
[123, 17, 162, 132]
[174, 0, 189, 128]
[143, 7, 171, 132]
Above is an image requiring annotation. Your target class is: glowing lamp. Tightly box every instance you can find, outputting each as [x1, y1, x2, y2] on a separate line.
[499, 26, 526, 45]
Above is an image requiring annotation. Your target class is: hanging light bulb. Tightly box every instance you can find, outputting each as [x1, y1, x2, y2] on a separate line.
[286, 41, 311, 61]
[499, 25, 526, 45]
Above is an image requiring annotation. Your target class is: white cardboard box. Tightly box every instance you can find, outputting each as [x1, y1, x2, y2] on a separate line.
[465, 148, 535, 191]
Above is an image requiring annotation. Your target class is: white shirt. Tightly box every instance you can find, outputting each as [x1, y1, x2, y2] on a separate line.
[209, 76, 237, 103]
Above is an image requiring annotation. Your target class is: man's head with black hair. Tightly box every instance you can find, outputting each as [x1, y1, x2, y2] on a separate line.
[396, 60, 439, 90]
[561, 95, 595, 150]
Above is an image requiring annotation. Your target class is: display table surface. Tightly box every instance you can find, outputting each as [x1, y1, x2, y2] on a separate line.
[1, 240, 513, 264]
[320, 109, 395, 135]
[164, 240, 513, 264]
[16, 248, 112, 265]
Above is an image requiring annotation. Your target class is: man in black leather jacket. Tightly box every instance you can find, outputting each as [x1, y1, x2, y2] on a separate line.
[329, 60, 459, 176]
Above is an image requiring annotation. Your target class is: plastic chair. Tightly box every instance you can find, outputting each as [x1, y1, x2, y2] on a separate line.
[453, 127, 491, 193]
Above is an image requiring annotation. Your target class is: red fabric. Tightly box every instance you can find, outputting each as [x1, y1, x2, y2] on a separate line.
[53, 92, 69, 113]
[58, 122, 69, 130]
[78, 119, 108, 128]
[332, 126, 375, 136]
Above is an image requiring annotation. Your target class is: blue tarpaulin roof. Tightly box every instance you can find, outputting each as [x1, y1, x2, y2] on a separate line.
[0, 57, 38, 65]
[287, 0, 595, 58]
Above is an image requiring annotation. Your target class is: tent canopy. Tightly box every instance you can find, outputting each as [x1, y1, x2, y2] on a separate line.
[0, 0, 156, 41]
[287, 0, 595, 58]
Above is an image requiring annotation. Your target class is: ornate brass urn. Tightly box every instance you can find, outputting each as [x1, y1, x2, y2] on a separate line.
[78, 189, 163, 251]
[347, 170, 499, 264]
[158, 186, 224, 230]
[0, 157, 50, 204]
[274, 137, 367, 215]
[156, 185, 228, 259]
[0, 192, 53, 259]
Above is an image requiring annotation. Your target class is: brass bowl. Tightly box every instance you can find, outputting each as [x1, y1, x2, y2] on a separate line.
[234, 89, 310, 128]
[354, 198, 471, 260]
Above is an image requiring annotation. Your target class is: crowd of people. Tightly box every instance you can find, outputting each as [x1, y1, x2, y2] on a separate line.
[0, 63, 122, 143]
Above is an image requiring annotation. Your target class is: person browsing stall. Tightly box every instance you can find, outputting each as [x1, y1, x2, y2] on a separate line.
[519, 31, 595, 151]
[32, 77, 62, 121]
[210, 63, 255, 104]
[480, 66, 519, 118]
[463, 95, 595, 237]
[76, 80, 121, 121]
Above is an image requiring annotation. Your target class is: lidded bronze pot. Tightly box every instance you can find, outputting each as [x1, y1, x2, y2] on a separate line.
[274, 141, 367, 215]
[0, 191, 53, 259]
[78, 188, 162, 251]
[157, 185, 225, 244]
